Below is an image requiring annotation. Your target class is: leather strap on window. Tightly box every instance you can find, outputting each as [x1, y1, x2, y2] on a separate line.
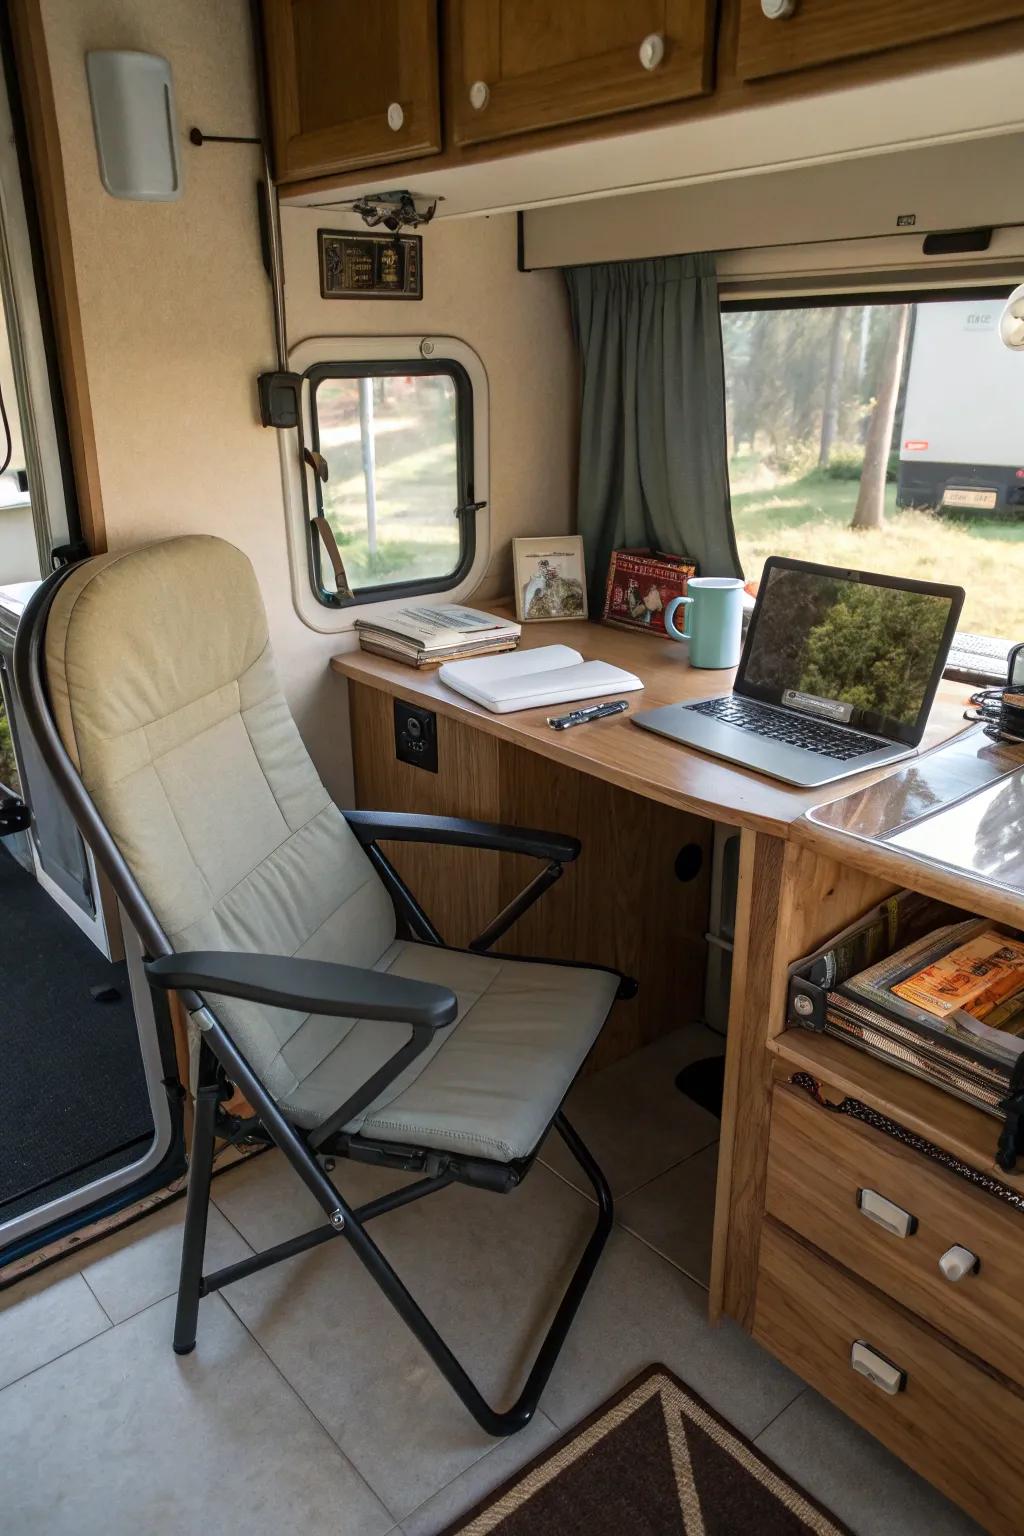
[313, 515, 353, 600]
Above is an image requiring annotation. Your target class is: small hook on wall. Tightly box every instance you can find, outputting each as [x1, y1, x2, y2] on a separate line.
[189, 127, 262, 147]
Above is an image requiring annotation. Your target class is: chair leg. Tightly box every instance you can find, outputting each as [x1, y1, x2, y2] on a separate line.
[173, 1079, 219, 1355]
[335, 1109, 613, 1437]
[181, 1017, 614, 1433]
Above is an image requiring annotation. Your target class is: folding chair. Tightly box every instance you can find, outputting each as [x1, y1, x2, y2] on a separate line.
[14, 535, 633, 1435]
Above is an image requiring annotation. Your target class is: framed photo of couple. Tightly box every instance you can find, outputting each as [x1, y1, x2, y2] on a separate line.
[512, 535, 588, 622]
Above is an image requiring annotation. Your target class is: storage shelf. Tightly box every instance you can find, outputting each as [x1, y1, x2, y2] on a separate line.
[769, 1028, 1023, 1185]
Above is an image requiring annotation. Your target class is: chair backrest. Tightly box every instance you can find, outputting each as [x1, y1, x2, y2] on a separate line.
[40, 535, 396, 1098]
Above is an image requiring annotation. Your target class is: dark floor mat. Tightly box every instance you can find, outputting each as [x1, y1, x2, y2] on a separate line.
[0, 844, 154, 1218]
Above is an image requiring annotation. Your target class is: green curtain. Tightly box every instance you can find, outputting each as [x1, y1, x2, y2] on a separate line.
[564, 253, 741, 613]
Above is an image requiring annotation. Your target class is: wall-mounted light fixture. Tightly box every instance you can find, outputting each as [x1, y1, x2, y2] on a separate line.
[86, 50, 182, 201]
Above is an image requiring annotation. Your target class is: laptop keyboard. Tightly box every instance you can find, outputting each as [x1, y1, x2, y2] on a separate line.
[685, 696, 887, 761]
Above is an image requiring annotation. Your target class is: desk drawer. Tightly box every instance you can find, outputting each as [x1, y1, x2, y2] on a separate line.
[765, 1083, 1024, 1382]
[754, 1223, 1024, 1536]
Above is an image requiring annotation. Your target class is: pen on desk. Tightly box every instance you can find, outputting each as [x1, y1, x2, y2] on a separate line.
[547, 699, 630, 731]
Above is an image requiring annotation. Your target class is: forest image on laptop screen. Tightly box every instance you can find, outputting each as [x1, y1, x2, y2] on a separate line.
[744, 566, 953, 736]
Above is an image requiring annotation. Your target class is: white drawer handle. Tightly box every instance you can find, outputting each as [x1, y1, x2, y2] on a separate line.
[386, 102, 404, 132]
[939, 1244, 979, 1282]
[851, 1341, 906, 1396]
[857, 1187, 917, 1239]
[469, 80, 490, 111]
[761, 0, 798, 16]
[639, 33, 665, 70]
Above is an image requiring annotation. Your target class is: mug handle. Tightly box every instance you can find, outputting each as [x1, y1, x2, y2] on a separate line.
[664, 595, 692, 642]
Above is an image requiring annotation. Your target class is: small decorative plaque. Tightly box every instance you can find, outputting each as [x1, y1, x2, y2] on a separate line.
[318, 228, 422, 300]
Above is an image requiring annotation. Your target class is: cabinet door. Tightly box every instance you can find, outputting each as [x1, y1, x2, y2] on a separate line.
[736, 0, 1024, 82]
[449, 0, 715, 147]
[262, 0, 441, 181]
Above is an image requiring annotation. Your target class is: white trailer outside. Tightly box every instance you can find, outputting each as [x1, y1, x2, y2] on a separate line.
[898, 298, 1024, 516]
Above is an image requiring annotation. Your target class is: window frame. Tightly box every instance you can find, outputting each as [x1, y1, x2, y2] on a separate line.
[281, 335, 490, 636]
[305, 355, 476, 610]
[719, 283, 1015, 314]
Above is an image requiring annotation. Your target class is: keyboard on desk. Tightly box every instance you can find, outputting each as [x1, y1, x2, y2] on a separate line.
[684, 696, 887, 762]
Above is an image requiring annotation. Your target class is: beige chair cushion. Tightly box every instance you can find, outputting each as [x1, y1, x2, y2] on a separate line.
[45, 536, 615, 1161]
[284, 941, 618, 1160]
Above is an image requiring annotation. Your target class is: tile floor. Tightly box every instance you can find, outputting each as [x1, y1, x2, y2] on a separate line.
[0, 1023, 985, 1535]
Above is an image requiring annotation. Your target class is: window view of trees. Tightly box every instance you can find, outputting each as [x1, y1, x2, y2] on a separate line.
[316, 372, 461, 592]
[722, 299, 1022, 638]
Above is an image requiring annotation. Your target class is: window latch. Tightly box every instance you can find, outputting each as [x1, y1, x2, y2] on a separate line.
[455, 499, 486, 520]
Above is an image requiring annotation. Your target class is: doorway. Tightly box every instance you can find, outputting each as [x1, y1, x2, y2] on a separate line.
[0, 26, 182, 1265]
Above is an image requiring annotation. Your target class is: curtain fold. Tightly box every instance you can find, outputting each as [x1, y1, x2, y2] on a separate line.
[564, 253, 741, 613]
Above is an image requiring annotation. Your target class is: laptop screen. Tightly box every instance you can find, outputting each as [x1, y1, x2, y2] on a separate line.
[736, 558, 964, 746]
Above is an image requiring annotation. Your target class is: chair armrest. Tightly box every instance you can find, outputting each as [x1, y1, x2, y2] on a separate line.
[344, 810, 580, 865]
[145, 951, 457, 1029]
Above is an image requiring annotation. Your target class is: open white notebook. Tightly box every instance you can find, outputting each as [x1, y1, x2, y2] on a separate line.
[438, 644, 643, 713]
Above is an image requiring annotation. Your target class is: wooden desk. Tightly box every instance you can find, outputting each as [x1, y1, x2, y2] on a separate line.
[333, 615, 1024, 1533]
[332, 608, 974, 838]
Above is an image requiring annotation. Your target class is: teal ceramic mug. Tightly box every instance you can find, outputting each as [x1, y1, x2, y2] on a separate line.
[664, 577, 745, 668]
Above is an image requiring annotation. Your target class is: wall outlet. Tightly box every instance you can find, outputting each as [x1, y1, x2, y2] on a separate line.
[394, 699, 438, 773]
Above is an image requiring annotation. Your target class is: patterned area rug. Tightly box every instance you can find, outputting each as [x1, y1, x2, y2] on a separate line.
[442, 1366, 852, 1535]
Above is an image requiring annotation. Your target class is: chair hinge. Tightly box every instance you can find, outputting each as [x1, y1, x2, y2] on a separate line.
[50, 539, 89, 569]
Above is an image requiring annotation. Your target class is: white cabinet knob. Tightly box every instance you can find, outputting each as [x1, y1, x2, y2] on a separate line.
[761, 0, 797, 16]
[939, 1244, 978, 1282]
[639, 33, 665, 71]
[469, 80, 490, 111]
[386, 102, 404, 132]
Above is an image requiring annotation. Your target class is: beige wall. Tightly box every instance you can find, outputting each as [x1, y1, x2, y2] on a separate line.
[40, 0, 576, 799]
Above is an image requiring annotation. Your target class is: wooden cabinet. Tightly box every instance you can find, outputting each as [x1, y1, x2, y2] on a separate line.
[259, 0, 1024, 189]
[736, 0, 1024, 83]
[448, 0, 715, 147]
[261, 0, 441, 181]
[765, 1083, 1024, 1384]
[754, 1222, 1024, 1536]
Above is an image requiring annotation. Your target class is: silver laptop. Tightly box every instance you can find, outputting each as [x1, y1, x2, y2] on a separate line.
[633, 557, 964, 788]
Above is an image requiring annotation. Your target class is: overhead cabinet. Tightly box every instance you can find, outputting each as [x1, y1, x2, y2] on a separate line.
[260, 0, 1024, 187]
[261, 0, 441, 180]
[735, 0, 1024, 82]
[449, 0, 716, 146]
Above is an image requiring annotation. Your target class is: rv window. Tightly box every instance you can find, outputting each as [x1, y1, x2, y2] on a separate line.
[308, 360, 473, 604]
[721, 294, 1021, 640]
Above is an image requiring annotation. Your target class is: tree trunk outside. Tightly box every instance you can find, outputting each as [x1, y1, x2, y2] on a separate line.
[851, 304, 909, 530]
[818, 306, 845, 468]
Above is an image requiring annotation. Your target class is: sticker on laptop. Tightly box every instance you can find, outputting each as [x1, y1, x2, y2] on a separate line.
[782, 690, 853, 723]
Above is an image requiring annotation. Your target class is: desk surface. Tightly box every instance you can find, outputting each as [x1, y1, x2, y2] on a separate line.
[332, 607, 976, 839]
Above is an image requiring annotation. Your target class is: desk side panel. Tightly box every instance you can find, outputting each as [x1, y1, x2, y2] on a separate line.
[711, 832, 896, 1325]
[349, 680, 711, 1072]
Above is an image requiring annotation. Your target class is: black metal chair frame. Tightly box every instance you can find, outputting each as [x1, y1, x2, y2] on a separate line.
[14, 566, 634, 1437]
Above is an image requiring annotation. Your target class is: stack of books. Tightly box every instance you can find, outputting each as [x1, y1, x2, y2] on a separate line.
[354, 604, 520, 669]
[792, 892, 1024, 1125]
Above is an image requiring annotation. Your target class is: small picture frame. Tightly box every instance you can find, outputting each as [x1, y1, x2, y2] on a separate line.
[513, 535, 588, 623]
[318, 228, 423, 300]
